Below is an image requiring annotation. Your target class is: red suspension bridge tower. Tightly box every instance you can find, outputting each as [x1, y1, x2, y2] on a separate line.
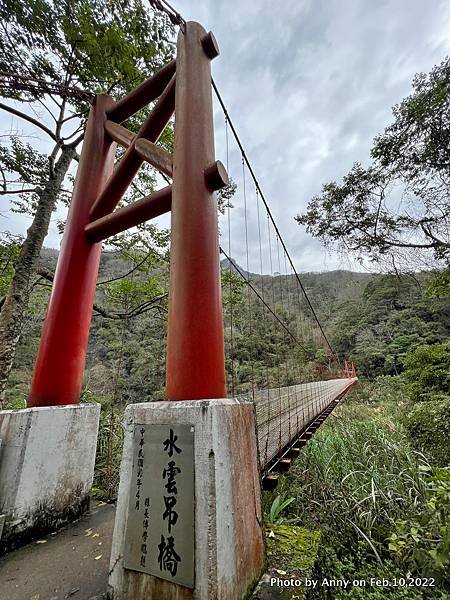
[29, 22, 228, 408]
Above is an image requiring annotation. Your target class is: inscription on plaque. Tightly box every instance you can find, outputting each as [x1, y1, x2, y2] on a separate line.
[124, 424, 195, 588]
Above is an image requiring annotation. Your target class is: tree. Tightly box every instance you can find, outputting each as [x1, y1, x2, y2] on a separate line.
[403, 341, 450, 402]
[0, 0, 175, 400]
[425, 265, 450, 299]
[296, 58, 450, 270]
[328, 274, 449, 377]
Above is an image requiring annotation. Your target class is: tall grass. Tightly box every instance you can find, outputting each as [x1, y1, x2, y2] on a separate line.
[268, 398, 448, 598]
[92, 405, 124, 501]
[287, 416, 428, 549]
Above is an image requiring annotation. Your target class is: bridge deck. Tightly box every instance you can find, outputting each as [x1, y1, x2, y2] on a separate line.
[250, 378, 356, 468]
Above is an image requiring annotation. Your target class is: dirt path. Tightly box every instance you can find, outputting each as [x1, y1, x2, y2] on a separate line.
[0, 501, 115, 600]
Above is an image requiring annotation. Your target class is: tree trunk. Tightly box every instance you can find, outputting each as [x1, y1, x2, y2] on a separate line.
[0, 146, 76, 404]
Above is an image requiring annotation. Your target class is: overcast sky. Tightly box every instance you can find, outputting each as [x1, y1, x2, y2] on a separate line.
[1, 0, 449, 273]
[179, 0, 450, 273]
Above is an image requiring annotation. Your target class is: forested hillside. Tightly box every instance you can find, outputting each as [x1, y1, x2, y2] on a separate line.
[3, 248, 448, 407]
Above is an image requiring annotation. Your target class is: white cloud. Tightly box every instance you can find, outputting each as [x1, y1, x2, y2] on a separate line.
[1, 0, 449, 272]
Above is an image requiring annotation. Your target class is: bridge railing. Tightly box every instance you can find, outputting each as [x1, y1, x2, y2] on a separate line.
[253, 378, 357, 470]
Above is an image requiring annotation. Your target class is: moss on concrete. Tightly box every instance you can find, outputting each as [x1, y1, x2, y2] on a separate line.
[266, 524, 320, 573]
[251, 525, 321, 599]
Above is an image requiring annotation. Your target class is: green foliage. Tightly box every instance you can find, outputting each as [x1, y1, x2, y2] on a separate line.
[347, 375, 408, 405]
[0, 0, 175, 219]
[221, 268, 244, 307]
[92, 402, 125, 501]
[297, 58, 450, 267]
[0, 139, 51, 214]
[404, 398, 450, 466]
[266, 494, 296, 525]
[389, 467, 450, 582]
[267, 389, 448, 598]
[216, 178, 237, 214]
[329, 273, 449, 377]
[402, 341, 450, 401]
[284, 414, 428, 558]
[425, 265, 450, 299]
[0, 237, 21, 296]
[0, 0, 174, 103]
[104, 276, 163, 312]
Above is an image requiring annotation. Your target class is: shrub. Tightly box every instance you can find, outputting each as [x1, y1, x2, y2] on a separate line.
[266, 494, 296, 525]
[346, 376, 407, 406]
[402, 342, 450, 402]
[269, 403, 446, 598]
[404, 396, 450, 466]
[91, 401, 125, 501]
[282, 415, 428, 561]
[389, 466, 450, 586]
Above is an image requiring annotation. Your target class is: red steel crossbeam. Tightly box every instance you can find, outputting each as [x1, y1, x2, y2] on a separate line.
[28, 21, 228, 407]
[85, 186, 172, 243]
[106, 59, 176, 124]
[90, 74, 176, 221]
[104, 120, 173, 177]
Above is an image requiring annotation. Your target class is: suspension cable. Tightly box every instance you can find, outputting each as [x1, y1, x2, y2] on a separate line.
[211, 78, 339, 364]
[219, 246, 314, 358]
[148, 0, 186, 29]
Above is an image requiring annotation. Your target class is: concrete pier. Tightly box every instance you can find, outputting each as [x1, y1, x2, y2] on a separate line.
[0, 403, 100, 552]
[109, 399, 265, 599]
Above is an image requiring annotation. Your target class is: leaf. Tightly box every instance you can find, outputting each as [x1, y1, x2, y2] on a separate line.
[388, 542, 398, 551]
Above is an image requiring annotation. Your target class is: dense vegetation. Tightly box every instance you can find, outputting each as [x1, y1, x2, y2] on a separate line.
[259, 279, 449, 598]
[263, 375, 450, 599]
[2, 247, 448, 505]
[4, 249, 448, 407]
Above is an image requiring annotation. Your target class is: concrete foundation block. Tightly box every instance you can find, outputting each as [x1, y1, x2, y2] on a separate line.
[109, 399, 265, 600]
[0, 403, 100, 552]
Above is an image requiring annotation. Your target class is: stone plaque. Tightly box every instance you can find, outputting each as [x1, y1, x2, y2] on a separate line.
[124, 423, 195, 588]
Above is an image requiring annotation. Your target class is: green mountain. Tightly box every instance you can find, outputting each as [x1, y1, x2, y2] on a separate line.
[4, 250, 449, 405]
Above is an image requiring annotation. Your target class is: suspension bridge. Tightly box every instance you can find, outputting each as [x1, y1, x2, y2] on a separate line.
[0, 8, 357, 600]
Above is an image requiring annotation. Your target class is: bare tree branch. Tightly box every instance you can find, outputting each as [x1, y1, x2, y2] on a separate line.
[0, 102, 57, 141]
[34, 266, 167, 320]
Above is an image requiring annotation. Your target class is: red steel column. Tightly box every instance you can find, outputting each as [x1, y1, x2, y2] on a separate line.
[165, 22, 226, 400]
[28, 95, 116, 407]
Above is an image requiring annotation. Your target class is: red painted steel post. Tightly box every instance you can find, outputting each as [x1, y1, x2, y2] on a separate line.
[165, 22, 226, 400]
[28, 95, 116, 407]
[343, 360, 349, 378]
